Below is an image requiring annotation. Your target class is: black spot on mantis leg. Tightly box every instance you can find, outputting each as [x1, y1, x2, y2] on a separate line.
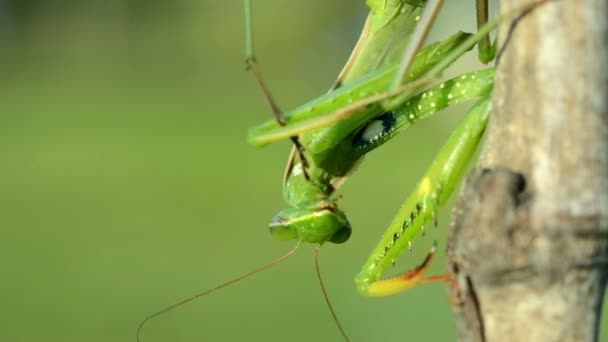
[352, 111, 397, 148]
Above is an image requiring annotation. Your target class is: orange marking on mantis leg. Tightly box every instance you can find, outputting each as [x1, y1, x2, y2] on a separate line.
[365, 244, 449, 297]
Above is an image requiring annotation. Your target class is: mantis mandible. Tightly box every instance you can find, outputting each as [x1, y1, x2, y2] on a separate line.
[136, 0, 558, 340]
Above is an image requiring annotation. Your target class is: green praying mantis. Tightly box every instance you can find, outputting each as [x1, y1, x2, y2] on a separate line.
[137, 0, 559, 340]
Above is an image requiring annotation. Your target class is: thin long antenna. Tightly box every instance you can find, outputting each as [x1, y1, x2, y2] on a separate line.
[136, 244, 300, 341]
[314, 246, 351, 342]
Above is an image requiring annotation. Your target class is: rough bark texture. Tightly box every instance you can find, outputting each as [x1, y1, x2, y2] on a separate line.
[447, 1, 608, 341]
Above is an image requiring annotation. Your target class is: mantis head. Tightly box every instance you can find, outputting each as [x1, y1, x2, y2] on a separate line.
[269, 205, 352, 244]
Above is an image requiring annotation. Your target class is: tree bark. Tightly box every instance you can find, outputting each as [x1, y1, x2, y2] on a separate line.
[447, 1, 608, 341]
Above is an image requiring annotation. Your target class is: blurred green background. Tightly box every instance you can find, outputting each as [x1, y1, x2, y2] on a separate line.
[1, 1, 606, 341]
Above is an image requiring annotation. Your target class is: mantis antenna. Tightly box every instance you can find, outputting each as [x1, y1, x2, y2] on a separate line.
[314, 246, 350, 342]
[136, 243, 301, 341]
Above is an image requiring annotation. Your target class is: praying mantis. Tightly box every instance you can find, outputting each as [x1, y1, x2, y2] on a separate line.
[137, 0, 559, 340]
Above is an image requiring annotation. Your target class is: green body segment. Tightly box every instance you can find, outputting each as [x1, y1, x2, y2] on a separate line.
[303, 31, 475, 155]
[247, 31, 473, 150]
[308, 68, 494, 178]
[355, 95, 492, 296]
[350, 68, 493, 154]
[348, 0, 428, 80]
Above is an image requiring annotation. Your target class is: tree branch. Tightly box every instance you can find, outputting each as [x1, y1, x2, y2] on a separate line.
[447, 1, 608, 341]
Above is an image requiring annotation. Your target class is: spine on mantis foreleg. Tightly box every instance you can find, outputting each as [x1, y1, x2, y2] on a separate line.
[355, 96, 492, 297]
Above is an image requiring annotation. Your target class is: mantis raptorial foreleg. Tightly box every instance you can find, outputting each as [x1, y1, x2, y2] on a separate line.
[350, 69, 493, 154]
[312, 68, 494, 176]
[356, 96, 492, 296]
[353, 0, 557, 297]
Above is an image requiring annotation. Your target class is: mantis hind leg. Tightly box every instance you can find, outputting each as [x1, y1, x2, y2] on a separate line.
[355, 96, 492, 297]
[476, 0, 497, 63]
[243, 0, 311, 179]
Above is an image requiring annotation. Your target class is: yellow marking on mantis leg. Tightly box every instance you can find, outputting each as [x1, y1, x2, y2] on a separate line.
[418, 176, 433, 195]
